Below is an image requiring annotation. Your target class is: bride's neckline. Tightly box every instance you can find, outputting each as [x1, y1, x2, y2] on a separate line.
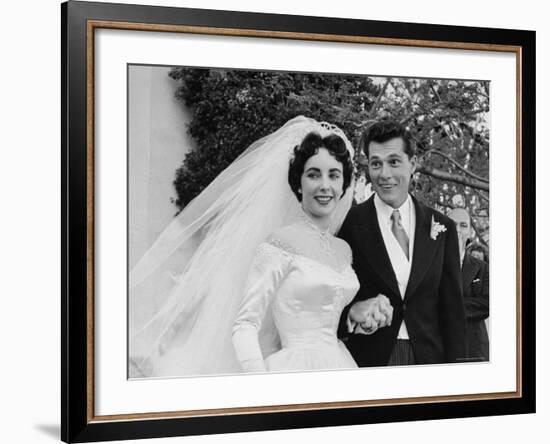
[265, 237, 352, 275]
[296, 210, 343, 267]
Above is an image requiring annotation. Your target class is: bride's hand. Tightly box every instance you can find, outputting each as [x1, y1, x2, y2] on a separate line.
[350, 295, 393, 335]
[349, 298, 378, 324]
[350, 298, 382, 334]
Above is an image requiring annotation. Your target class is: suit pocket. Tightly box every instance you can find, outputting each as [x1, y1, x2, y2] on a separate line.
[471, 280, 483, 295]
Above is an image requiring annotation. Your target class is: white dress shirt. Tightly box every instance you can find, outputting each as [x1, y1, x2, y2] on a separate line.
[374, 194, 416, 339]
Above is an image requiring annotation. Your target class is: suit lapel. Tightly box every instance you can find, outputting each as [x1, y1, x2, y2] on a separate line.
[404, 198, 439, 301]
[357, 197, 401, 299]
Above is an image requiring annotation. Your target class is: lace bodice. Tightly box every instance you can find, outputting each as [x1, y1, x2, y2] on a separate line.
[232, 239, 360, 372]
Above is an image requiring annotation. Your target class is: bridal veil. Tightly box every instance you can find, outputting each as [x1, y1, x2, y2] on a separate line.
[129, 116, 355, 377]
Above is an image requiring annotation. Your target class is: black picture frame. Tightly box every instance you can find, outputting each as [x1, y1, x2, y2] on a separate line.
[61, 1, 536, 442]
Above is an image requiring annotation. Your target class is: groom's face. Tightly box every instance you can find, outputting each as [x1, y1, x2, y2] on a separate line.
[367, 137, 416, 209]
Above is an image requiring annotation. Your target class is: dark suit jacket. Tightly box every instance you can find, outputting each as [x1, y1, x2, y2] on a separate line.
[462, 254, 489, 361]
[338, 195, 467, 366]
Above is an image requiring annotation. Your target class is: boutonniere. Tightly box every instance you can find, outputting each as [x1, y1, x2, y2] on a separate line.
[430, 216, 447, 240]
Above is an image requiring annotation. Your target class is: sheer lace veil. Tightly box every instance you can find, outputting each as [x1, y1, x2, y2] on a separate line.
[129, 116, 355, 377]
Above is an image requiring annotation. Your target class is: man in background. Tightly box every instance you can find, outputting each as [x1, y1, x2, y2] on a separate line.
[448, 208, 489, 361]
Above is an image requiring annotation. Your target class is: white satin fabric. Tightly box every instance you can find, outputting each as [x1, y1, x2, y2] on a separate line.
[232, 239, 360, 372]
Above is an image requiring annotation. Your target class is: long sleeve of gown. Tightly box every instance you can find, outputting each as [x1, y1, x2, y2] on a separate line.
[232, 242, 289, 372]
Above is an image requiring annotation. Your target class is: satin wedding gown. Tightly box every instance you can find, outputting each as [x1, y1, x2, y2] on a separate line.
[232, 236, 360, 373]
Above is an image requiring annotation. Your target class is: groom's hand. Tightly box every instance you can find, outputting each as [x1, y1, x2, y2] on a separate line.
[349, 295, 393, 335]
[349, 296, 388, 334]
[365, 295, 393, 331]
[349, 298, 377, 325]
[375, 294, 393, 327]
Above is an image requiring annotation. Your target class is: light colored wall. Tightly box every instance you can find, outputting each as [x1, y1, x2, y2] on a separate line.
[128, 65, 196, 267]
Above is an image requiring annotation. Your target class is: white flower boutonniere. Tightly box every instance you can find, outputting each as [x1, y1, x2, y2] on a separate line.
[430, 216, 447, 240]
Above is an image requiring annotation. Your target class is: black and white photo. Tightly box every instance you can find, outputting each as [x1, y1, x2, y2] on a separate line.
[128, 65, 491, 378]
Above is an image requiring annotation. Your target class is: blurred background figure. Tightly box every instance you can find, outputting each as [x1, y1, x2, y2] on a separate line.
[448, 208, 489, 362]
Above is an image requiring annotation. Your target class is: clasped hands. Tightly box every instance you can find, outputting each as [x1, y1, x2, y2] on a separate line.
[349, 294, 393, 335]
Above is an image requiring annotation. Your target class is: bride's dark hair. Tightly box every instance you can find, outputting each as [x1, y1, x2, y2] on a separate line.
[288, 131, 353, 201]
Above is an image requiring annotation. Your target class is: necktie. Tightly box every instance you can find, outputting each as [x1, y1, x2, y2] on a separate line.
[391, 209, 409, 260]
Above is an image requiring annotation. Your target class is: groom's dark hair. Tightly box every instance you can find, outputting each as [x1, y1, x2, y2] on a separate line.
[360, 120, 415, 159]
[288, 131, 353, 202]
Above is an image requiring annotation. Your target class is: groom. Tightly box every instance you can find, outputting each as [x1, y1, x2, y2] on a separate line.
[338, 120, 466, 366]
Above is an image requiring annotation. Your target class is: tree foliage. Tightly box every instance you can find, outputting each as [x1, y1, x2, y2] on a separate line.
[169, 68, 490, 246]
[374, 78, 490, 245]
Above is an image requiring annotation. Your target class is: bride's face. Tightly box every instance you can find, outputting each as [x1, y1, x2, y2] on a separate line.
[300, 147, 344, 221]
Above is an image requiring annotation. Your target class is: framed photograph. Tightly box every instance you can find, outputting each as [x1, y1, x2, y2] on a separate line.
[62, 0, 535, 442]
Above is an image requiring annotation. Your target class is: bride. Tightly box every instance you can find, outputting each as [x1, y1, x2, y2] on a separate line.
[129, 116, 359, 378]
